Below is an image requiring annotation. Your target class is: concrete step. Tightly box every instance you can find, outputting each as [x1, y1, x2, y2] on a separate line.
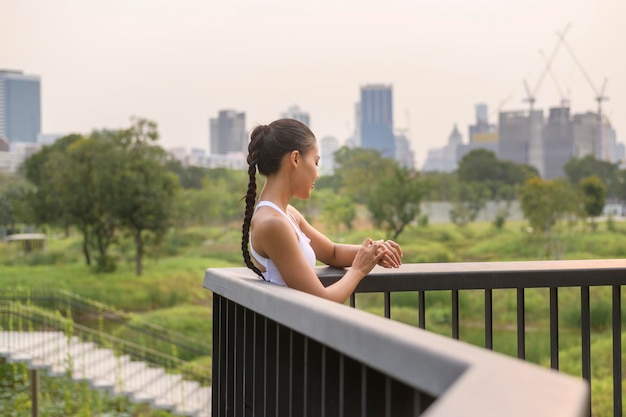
[0, 331, 211, 416]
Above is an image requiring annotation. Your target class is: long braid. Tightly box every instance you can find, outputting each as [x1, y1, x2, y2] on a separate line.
[241, 161, 264, 277]
[241, 119, 316, 279]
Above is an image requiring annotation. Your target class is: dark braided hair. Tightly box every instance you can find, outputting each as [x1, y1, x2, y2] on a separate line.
[241, 119, 316, 277]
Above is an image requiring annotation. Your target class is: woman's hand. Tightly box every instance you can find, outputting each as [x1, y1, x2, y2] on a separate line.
[351, 238, 387, 277]
[373, 239, 403, 268]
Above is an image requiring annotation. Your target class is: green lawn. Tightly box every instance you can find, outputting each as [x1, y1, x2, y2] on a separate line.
[1, 219, 625, 416]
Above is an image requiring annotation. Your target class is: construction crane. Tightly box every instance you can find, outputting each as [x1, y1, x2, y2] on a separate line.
[538, 49, 570, 108]
[522, 24, 571, 111]
[557, 27, 609, 159]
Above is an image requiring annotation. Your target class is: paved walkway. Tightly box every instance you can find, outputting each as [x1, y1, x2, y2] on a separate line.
[0, 331, 211, 417]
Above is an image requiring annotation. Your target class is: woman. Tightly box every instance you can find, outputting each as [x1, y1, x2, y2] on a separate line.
[241, 119, 403, 303]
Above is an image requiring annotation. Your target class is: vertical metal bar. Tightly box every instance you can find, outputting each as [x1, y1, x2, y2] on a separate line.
[613, 285, 622, 417]
[31, 369, 39, 417]
[244, 309, 254, 417]
[550, 287, 559, 370]
[361, 366, 367, 417]
[581, 285, 591, 417]
[350, 294, 356, 308]
[413, 391, 422, 417]
[339, 355, 344, 417]
[291, 332, 305, 417]
[277, 325, 290, 417]
[384, 292, 391, 319]
[253, 315, 266, 416]
[212, 294, 221, 417]
[226, 299, 235, 413]
[451, 290, 459, 340]
[418, 291, 425, 329]
[289, 330, 293, 417]
[321, 346, 326, 417]
[581, 286, 591, 380]
[276, 324, 280, 417]
[517, 288, 525, 360]
[385, 376, 392, 417]
[265, 320, 277, 415]
[233, 303, 239, 415]
[303, 338, 308, 416]
[484, 289, 493, 350]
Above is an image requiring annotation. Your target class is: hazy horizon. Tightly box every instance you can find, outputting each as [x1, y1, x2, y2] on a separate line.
[2, 0, 624, 167]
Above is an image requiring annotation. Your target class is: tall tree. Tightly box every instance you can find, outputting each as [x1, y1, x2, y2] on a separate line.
[20, 134, 82, 233]
[564, 155, 620, 198]
[114, 118, 179, 275]
[519, 177, 580, 258]
[0, 178, 32, 233]
[367, 165, 425, 240]
[579, 175, 607, 229]
[449, 181, 490, 227]
[320, 190, 356, 240]
[333, 147, 396, 204]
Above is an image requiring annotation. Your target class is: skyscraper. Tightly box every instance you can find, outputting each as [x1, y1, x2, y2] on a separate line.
[319, 135, 339, 176]
[359, 84, 395, 158]
[280, 105, 310, 127]
[0, 70, 41, 145]
[209, 110, 247, 155]
[497, 109, 544, 175]
[543, 107, 573, 180]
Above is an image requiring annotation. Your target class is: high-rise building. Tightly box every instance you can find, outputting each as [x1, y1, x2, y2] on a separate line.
[498, 109, 544, 175]
[394, 132, 415, 170]
[0, 70, 41, 145]
[421, 124, 463, 173]
[468, 103, 496, 143]
[319, 135, 339, 176]
[543, 107, 574, 180]
[281, 105, 310, 127]
[209, 110, 247, 155]
[359, 84, 395, 158]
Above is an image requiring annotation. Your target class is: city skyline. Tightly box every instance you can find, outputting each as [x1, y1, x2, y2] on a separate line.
[1, 0, 624, 167]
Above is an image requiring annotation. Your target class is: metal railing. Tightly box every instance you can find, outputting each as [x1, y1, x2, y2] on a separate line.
[204, 262, 596, 417]
[318, 259, 625, 417]
[0, 301, 210, 386]
[0, 288, 210, 361]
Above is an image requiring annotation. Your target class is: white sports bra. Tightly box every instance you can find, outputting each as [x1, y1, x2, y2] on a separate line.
[250, 201, 317, 286]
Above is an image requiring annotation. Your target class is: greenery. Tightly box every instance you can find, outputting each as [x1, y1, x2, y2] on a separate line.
[2, 133, 626, 415]
[1, 215, 626, 415]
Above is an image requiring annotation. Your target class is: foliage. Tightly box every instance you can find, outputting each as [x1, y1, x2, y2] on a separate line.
[333, 146, 396, 203]
[20, 118, 178, 275]
[449, 181, 490, 227]
[366, 165, 425, 240]
[564, 155, 621, 198]
[421, 171, 457, 201]
[114, 118, 179, 275]
[519, 177, 581, 258]
[578, 175, 607, 228]
[320, 190, 356, 239]
[456, 149, 538, 199]
[0, 177, 32, 231]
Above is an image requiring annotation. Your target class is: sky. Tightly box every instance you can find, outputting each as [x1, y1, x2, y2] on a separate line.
[1, 0, 624, 167]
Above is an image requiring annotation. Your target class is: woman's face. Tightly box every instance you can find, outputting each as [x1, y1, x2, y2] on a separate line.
[293, 141, 320, 199]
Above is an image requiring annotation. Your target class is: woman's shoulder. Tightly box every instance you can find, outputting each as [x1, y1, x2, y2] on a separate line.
[253, 206, 293, 234]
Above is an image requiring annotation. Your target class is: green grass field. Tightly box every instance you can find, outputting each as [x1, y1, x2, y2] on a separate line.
[1, 218, 625, 416]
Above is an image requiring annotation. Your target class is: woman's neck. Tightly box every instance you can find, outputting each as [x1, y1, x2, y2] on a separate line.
[258, 177, 292, 212]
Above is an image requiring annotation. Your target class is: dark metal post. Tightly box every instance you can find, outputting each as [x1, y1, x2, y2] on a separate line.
[31, 369, 39, 417]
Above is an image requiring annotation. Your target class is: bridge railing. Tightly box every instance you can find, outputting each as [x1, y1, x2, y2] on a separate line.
[203, 261, 598, 417]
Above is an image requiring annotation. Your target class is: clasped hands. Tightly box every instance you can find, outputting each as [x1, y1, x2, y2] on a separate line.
[368, 239, 403, 269]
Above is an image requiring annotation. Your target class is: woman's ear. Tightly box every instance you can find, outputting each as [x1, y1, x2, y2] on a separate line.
[289, 150, 300, 167]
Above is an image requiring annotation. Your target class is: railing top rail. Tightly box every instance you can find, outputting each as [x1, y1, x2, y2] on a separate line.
[204, 266, 588, 417]
[317, 259, 626, 292]
[0, 288, 210, 349]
